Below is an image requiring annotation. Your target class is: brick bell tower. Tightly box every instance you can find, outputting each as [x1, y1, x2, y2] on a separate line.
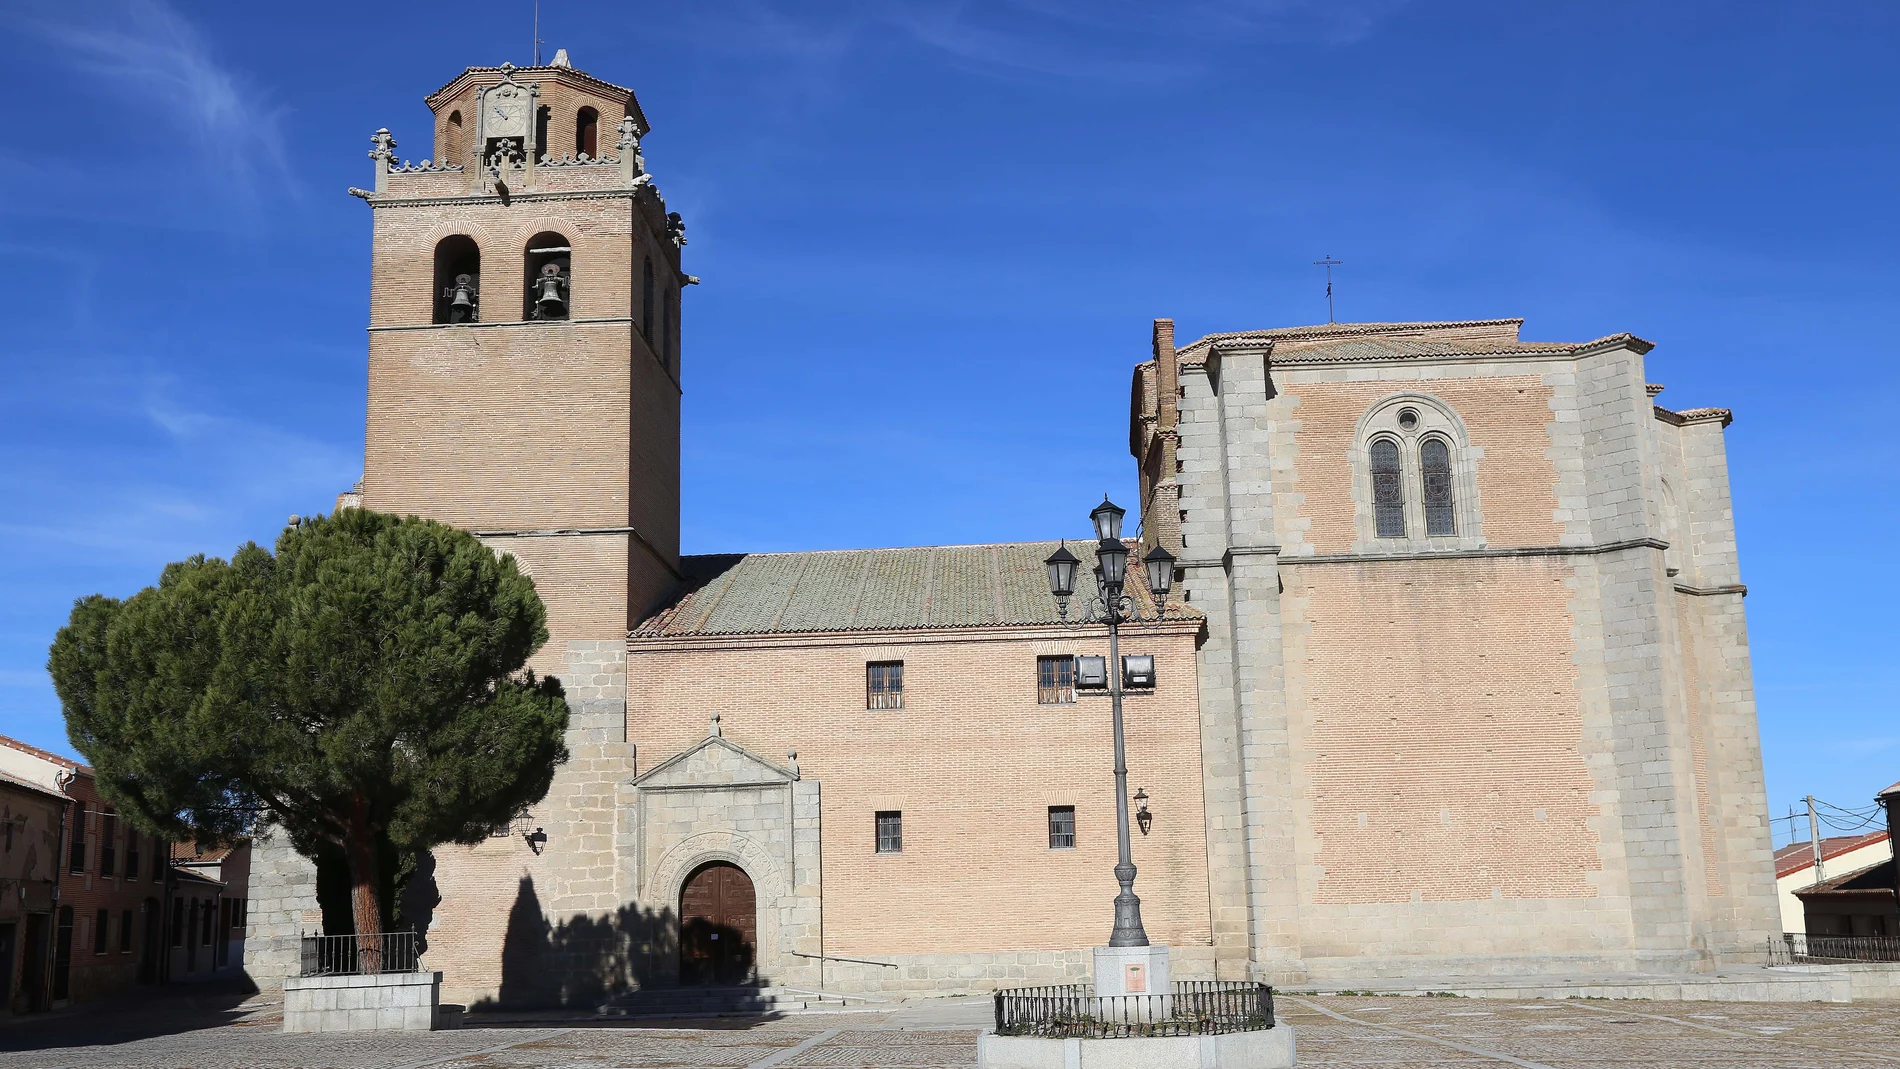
[352, 53, 687, 675]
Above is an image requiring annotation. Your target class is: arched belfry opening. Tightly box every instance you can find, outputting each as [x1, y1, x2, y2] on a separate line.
[445, 110, 463, 163]
[524, 231, 571, 321]
[575, 107, 599, 158]
[433, 235, 480, 324]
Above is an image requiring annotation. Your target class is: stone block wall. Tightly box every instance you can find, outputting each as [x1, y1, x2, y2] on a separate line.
[243, 827, 321, 992]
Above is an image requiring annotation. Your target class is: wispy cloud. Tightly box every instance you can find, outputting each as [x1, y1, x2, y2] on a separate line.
[19, 0, 291, 198]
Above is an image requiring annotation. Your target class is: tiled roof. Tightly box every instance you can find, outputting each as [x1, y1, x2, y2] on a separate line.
[1792, 857, 1896, 896]
[1169, 320, 1654, 365]
[0, 734, 90, 778]
[633, 540, 1195, 639]
[0, 768, 66, 801]
[1774, 831, 1890, 878]
[173, 843, 237, 865]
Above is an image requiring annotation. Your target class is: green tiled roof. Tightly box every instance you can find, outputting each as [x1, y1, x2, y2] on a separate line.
[633, 540, 1191, 637]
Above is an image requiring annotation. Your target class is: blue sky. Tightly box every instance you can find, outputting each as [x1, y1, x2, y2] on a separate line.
[2, 0, 1894, 843]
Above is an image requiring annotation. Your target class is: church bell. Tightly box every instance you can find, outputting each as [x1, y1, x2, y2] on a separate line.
[534, 262, 567, 318]
[448, 273, 477, 322]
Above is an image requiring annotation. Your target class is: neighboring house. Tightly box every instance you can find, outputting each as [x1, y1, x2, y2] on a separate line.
[1794, 858, 1899, 937]
[0, 736, 179, 1006]
[170, 841, 251, 980]
[1774, 832, 1892, 933]
[0, 770, 64, 1016]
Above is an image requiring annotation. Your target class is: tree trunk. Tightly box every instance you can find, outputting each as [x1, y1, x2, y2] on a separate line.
[344, 794, 383, 972]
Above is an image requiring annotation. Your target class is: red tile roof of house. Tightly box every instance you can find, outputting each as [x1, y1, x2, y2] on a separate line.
[1775, 830, 1890, 879]
[0, 734, 90, 777]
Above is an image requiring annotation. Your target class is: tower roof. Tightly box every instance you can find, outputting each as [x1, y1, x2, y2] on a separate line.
[424, 59, 648, 133]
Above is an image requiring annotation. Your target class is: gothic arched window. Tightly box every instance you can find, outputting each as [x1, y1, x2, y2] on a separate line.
[1370, 437, 1405, 538]
[1421, 437, 1455, 536]
[432, 235, 480, 324]
[642, 257, 655, 341]
[523, 231, 571, 321]
[575, 107, 599, 158]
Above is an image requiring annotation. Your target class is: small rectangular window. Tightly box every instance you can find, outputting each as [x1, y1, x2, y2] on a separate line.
[875, 810, 903, 854]
[94, 909, 109, 954]
[68, 806, 86, 874]
[1037, 656, 1076, 705]
[125, 833, 141, 882]
[120, 908, 133, 952]
[867, 661, 904, 710]
[100, 811, 117, 877]
[1048, 805, 1076, 849]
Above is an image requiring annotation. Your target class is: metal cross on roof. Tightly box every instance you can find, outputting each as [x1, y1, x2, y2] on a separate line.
[1314, 255, 1343, 324]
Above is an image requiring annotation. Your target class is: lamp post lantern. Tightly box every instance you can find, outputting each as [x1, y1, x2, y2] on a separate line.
[1045, 497, 1175, 950]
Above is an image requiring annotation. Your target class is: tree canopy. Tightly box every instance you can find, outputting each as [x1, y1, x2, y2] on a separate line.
[48, 508, 569, 941]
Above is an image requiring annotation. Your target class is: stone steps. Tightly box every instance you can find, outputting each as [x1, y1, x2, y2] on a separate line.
[597, 985, 884, 1018]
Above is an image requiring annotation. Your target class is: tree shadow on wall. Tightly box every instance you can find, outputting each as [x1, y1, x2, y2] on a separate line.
[473, 874, 680, 1010]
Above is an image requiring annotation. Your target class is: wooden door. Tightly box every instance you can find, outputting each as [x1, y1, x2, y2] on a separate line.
[679, 862, 757, 985]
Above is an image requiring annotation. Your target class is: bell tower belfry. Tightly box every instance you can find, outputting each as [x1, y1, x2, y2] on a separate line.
[353, 56, 686, 673]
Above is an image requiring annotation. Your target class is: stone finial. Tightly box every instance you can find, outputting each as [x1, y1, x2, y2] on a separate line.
[616, 117, 647, 182]
[369, 128, 397, 193]
[787, 750, 799, 777]
[550, 48, 572, 68]
[709, 711, 722, 737]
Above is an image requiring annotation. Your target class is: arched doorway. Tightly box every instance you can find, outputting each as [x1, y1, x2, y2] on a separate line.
[679, 861, 756, 986]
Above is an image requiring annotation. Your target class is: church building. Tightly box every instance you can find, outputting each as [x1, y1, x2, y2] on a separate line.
[243, 55, 1782, 1005]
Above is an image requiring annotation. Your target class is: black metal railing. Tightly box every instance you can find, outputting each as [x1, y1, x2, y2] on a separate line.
[1769, 933, 1900, 965]
[994, 981, 1275, 1039]
[300, 931, 422, 976]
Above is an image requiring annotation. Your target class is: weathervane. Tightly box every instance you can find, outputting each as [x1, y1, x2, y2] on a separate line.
[1314, 254, 1342, 324]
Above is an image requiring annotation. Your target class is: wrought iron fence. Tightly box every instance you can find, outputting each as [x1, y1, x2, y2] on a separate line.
[300, 931, 422, 976]
[994, 981, 1275, 1039]
[1769, 933, 1900, 965]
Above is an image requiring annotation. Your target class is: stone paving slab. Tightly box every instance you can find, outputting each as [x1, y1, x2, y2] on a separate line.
[5, 992, 1900, 1068]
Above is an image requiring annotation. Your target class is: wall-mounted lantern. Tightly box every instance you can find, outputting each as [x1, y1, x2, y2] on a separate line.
[1134, 788, 1152, 836]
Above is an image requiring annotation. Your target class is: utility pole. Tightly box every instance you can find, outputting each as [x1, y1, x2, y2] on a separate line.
[1806, 795, 1825, 883]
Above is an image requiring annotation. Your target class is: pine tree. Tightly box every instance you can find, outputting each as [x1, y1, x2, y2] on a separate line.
[48, 509, 569, 952]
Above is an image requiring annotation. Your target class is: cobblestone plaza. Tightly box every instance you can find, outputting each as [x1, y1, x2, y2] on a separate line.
[5, 987, 1898, 1069]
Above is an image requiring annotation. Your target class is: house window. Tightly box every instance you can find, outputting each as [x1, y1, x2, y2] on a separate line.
[1421, 437, 1455, 536]
[875, 811, 903, 853]
[1370, 437, 1406, 538]
[68, 806, 86, 874]
[1037, 656, 1076, 704]
[120, 908, 134, 952]
[100, 811, 116, 877]
[95, 909, 109, 954]
[126, 833, 140, 882]
[867, 661, 904, 710]
[1048, 806, 1076, 849]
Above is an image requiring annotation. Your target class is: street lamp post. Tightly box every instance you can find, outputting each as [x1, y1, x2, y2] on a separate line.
[1045, 497, 1176, 951]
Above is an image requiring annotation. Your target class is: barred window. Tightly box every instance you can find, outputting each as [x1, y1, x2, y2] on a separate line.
[867, 661, 904, 710]
[126, 833, 141, 882]
[875, 811, 903, 853]
[1037, 656, 1076, 704]
[1048, 805, 1076, 849]
[1421, 437, 1455, 536]
[1371, 437, 1405, 538]
[94, 909, 109, 954]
